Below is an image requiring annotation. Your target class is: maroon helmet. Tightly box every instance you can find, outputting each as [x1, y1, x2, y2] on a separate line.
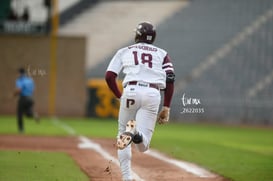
[135, 22, 156, 44]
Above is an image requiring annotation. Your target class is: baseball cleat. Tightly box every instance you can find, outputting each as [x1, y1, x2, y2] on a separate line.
[132, 132, 143, 144]
[117, 120, 136, 150]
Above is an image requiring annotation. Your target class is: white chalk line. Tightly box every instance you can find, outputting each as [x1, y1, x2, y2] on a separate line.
[51, 117, 76, 135]
[51, 118, 144, 181]
[78, 136, 144, 181]
[145, 149, 216, 178]
[52, 118, 216, 178]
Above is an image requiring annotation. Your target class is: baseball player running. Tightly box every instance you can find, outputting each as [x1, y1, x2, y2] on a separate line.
[105, 22, 175, 181]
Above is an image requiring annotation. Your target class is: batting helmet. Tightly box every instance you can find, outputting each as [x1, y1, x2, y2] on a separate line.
[135, 22, 156, 44]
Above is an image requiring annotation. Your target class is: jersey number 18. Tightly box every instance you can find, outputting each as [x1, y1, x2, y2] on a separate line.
[132, 51, 153, 68]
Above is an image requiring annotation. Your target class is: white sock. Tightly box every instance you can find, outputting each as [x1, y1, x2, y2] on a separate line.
[118, 146, 133, 180]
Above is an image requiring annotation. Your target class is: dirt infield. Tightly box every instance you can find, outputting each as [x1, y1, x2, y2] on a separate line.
[0, 135, 228, 181]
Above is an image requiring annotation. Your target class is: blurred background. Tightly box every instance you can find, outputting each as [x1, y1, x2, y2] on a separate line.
[0, 0, 272, 125]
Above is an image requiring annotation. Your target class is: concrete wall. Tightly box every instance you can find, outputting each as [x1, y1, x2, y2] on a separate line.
[0, 35, 86, 117]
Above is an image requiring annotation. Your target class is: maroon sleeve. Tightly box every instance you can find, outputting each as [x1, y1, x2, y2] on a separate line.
[162, 54, 174, 107]
[163, 82, 174, 107]
[105, 71, 122, 99]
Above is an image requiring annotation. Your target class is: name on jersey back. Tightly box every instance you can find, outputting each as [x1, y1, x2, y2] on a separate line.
[128, 45, 157, 52]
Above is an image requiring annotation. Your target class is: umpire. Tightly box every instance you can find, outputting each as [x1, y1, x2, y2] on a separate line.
[14, 68, 39, 133]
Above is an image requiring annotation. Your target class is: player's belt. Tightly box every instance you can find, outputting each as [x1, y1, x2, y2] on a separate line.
[127, 81, 159, 90]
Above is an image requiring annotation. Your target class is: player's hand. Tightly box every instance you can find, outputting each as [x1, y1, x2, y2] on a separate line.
[157, 106, 170, 124]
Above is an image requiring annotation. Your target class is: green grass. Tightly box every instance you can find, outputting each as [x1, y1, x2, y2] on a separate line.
[0, 115, 68, 135]
[152, 123, 273, 181]
[0, 150, 89, 181]
[0, 115, 117, 137]
[61, 117, 118, 138]
[1, 115, 273, 181]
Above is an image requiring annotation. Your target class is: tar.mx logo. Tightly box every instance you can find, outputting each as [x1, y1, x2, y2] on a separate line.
[181, 93, 204, 114]
[27, 64, 47, 77]
[182, 93, 201, 106]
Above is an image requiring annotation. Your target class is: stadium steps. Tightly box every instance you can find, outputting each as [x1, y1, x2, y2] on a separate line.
[170, 0, 273, 123]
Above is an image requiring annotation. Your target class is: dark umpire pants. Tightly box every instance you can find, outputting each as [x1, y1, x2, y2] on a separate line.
[17, 96, 34, 133]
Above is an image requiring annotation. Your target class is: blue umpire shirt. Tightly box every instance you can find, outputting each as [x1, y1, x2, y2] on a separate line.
[16, 74, 34, 97]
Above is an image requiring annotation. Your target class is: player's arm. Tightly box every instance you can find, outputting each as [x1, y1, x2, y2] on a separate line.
[157, 54, 175, 124]
[14, 80, 22, 97]
[105, 50, 123, 99]
[105, 71, 122, 99]
[157, 71, 175, 124]
[163, 71, 175, 107]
